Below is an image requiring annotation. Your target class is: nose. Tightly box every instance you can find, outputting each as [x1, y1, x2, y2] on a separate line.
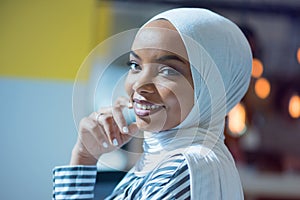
[132, 69, 155, 95]
[134, 83, 155, 95]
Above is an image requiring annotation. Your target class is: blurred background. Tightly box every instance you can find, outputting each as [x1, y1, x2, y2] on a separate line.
[1, 0, 300, 199]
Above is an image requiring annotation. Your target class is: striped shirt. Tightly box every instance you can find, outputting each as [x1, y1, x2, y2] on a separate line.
[53, 154, 190, 200]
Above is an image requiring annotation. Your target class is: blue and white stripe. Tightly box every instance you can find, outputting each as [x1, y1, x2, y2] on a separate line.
[52, 154, 190, 200]
[53, 165, 97, 200]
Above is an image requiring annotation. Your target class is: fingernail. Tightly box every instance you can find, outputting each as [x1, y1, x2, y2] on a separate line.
[112, 138, 118, 146]
[122, 126, 129, 134]
[102, 142, 108, 148]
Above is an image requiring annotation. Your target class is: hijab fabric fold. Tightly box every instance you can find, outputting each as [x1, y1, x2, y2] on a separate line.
[133, 8, 252, 199]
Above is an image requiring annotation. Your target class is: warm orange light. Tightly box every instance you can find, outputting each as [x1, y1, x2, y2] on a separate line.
[252, 58, 264, 78]
[297, 48, 300, 64]
[228, 103, 247, 136]
[255, 78, 271, 99]
[289, 94, 300, 118]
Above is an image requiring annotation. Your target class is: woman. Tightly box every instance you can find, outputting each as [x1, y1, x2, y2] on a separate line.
[53, 8, 252, 200]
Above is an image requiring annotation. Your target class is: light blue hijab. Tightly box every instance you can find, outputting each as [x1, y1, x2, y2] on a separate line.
[134, 8, 252, 199]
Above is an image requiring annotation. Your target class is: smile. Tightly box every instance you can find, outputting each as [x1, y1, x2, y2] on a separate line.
[135, 102, 160, 110]
[133, 99, 163, 117]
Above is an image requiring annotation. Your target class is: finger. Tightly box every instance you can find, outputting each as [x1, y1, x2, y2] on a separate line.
[98, 114, 121, 147]
[115, 96, 133, 109]
[93, 124, 111, 150]
[115, 96, 130, 107]
[119, 122, 138, 139]
[128, 123, 139, 136]
[97, 107, 113, 114]
[78, 118, 105, 158]
[112, 106, 129, 134]
[79, 117, 99, 138]
[97, 115, 114, 143]
[93, 122, 120, 150]
[83, 117, 111, 147]
[93, 111, 123, 148]
[119, 123, 139, 145]
[111, 122, 122, 147]
[90, 112, 102, 123]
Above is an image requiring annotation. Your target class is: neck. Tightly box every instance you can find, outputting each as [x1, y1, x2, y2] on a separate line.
[134, 125, 224, 175]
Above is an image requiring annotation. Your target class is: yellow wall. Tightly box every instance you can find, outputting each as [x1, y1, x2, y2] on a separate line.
[0, 0, 112, 80]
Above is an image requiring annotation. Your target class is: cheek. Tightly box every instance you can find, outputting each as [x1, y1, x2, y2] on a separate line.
[177, 82, 194, 116]
[160, 89, 180, 109]
[125, 74, 134, 96]
[152, 86, 180, 130]
[157, 80, 194, 118]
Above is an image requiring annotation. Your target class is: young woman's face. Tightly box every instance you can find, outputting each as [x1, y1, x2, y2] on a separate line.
[125, 20, 194, 132]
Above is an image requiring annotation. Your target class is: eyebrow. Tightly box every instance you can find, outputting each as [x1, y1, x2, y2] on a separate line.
[156, 55, 186, 64]
[130, 51, 141, 60]
[130, 50, 186, 64]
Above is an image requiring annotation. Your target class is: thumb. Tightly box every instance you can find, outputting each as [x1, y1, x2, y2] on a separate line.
[128, 123, 139, 136]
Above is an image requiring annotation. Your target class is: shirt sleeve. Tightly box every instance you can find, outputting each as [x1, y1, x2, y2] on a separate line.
[52, 165, 97, 200]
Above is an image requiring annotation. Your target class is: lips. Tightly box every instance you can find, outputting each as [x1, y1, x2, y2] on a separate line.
[133, 98, 163, 117]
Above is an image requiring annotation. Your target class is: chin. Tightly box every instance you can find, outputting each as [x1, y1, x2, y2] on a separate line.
[136, 118, 163, 132]
[136, 117, 179, 132]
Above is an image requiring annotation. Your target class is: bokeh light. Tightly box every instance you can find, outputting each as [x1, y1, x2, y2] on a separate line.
[255, 77, 271, 99]
[297, 48, 300, 64]
[289, 94, 300, 119]
[251, 58, 264, 78]
[228, 103, 247, 136]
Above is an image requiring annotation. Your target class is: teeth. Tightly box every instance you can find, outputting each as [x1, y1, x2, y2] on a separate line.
[135, 102, 160, 110]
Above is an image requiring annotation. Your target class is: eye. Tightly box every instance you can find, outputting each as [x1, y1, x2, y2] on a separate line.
[159, 66, 180, 76]
[127, 61, 141, 72]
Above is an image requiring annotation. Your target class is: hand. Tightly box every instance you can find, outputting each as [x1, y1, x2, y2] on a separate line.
[70, 97, 138, 165]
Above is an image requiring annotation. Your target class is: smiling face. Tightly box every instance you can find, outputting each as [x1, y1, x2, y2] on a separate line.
[125, 20, 194, 132]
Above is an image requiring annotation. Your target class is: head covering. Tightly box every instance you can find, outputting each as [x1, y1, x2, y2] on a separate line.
[133, 8, 252, 199]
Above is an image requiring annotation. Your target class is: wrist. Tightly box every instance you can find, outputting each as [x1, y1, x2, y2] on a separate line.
[70, 146, 99, 166]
